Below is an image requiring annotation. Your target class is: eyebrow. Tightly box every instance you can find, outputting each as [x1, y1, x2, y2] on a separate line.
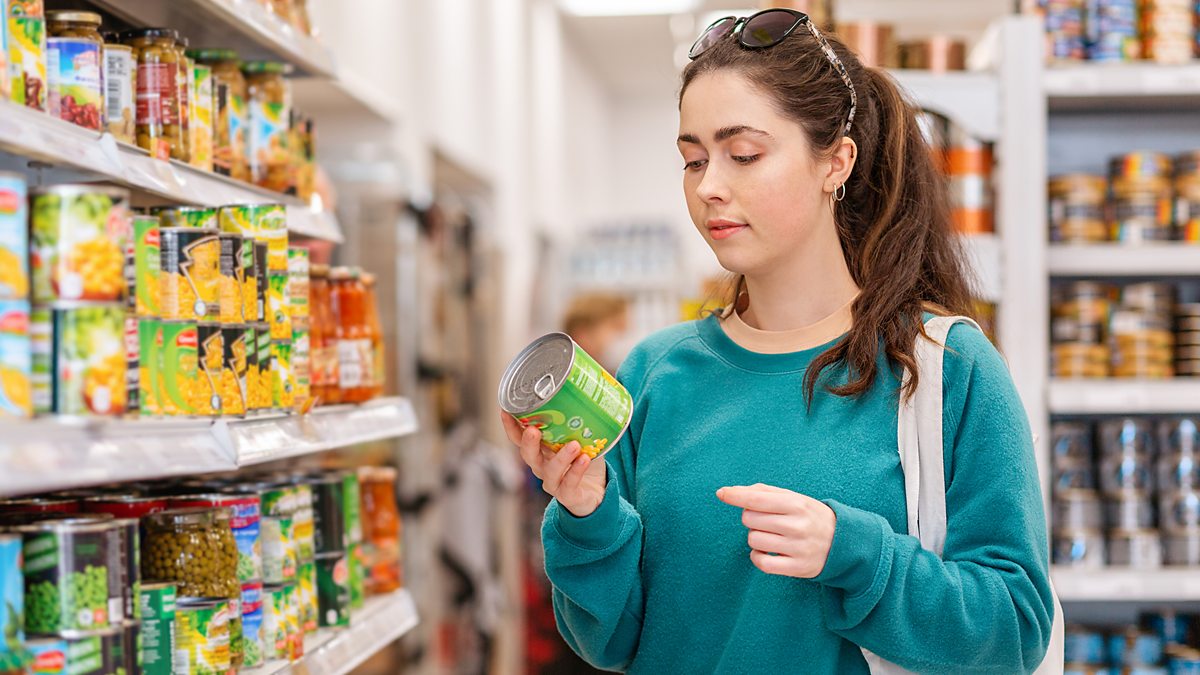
[677, 125, 773, 145]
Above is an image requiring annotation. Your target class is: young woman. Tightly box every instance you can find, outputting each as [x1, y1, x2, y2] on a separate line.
[501, 9, 1054, 673]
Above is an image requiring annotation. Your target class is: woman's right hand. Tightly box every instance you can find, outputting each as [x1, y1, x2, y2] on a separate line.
[501, 410, 608, 517]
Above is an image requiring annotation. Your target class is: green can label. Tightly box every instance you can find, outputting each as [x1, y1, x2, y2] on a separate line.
[155, 207, 216, 231]
[292, 484, 314, 561]
[262, 586, 286, 662]
[499, 334, 632, 459]
[316, 555, 350, 628]
[266, 271, 290, 340]
[174, 600, 231, 675]
[21, 527, 110, 632]
[139, 583, 176, 675]
[133, 215, 161, 317]
[64, 633, 112, 675]
[297, 560, 316, 634]
[138, 319, 161, 417]
[348, 542, 365, 610]
[159, 322, 197, 416]
[271, 340, 293, 410]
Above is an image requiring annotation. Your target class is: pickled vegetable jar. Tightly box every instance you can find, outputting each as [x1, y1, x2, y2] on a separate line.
[142, 507, 239, 600]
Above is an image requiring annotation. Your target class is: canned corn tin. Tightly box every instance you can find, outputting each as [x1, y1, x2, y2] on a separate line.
[267, 270, 291, 340]
[286, 247, 308, 319]
[154, 207, 216, 231]
[252, 322, 271, 412]
[138, 318, 160, 416]
[220, 324, 249, 416]
[30, 185, 130, 303]
[252, 241, 267, 324]
[271, 339, 294, 411]
[195, 322, 223, 416]
[159, 227, 219, 321]
[31, 303, 127, 417]
[240, 237, 255, 324]
[138, 582, 175, 675]
[0, 172, 29, 300]
[132, 215, 161, 317]
[218, 233, 244, 323]
[499, 333, 633, 459]
[158, 321, 197, 416]
[0, 299, 32, 419]
[174, 597, 231, 674]
[291, 483, 314, 562]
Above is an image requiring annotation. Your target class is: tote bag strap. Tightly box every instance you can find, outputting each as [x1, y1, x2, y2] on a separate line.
[864, 316, 1064, 674]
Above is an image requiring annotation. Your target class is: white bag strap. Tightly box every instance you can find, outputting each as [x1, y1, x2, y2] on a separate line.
[865, 315, 1064, 675]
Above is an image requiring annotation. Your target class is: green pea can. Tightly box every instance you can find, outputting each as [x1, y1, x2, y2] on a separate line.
[315, 553, 350, 628]
[498, 332, 633, 460]
[239, 582, 264, 668]
[57, 626, 119, 675]
[174, 597, 231, 675]
[296, 559, 317, 634]
[16, 518, 111, 634]
[138, 582, 175, 675]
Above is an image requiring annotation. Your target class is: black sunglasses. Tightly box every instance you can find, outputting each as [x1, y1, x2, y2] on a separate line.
[688, 8, 857, 136]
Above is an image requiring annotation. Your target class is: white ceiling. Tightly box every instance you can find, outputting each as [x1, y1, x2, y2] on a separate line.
[560, 0, 1014, 97]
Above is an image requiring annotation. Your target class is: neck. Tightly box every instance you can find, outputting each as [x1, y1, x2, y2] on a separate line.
[740, 215, 860, 332]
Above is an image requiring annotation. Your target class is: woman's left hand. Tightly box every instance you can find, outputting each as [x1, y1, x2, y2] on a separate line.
[716, 483, 837, 579]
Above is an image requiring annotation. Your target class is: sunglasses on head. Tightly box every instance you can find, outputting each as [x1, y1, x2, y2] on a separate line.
[688, 8, 857, 136]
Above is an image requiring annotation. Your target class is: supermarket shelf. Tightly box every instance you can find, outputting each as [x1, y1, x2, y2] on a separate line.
[1048, 380, 1200, 415]
[0, 397, 417, 497]
[245, 590, 419, 675]
[1053, 567, 1200, 602]
[89, 0, 334, 77]
[1045, 62, 1200, 111]
[0, 100, 343, 243]
[1048, 243, 1200, 277]
[292, 73, 404, 129]
[890, 69, 1001, 142]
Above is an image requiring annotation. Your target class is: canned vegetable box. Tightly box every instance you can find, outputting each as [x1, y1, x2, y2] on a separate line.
[499, 333, 632, 459]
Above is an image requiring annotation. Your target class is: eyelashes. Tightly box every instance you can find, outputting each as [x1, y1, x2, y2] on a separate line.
[681, 155, 761, 172]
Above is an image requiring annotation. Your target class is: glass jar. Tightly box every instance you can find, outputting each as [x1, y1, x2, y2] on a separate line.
[122, 28, 181, 160]
[46, 11, 105, 131]
[309, 264, 338, 405]
[46, 11, 103, 42]
[142, 507, 239, 599]
[173, 35, 192, 163]
[330, 266, 371, 403]
[242, 61, 292, 193]
[191, 49, 250, 181]
[358, 466, 402, 594]
[361, 271, 384, 399]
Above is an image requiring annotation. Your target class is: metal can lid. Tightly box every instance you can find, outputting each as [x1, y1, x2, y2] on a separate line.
[498, 333, 575, 415]
[11, 516, 116, 533]
[46, 10, 103, 25]
[176, 597, 227, 609]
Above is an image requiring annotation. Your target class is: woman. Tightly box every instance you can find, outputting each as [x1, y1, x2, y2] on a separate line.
[502, 9, 1053, 673]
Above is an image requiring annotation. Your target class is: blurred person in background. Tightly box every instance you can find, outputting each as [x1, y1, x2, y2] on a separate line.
[562, 292, 631, 372]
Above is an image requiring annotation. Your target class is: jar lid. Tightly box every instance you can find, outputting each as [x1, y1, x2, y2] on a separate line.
[358, 466, 397, 482]
[189, 48, 239, 63]
[177, 36, 190, 48]
[242, 60, 291, 75]
[311, 263, 330, 278]
[330, 266, 352, 280]
[46, 10, 102, 25]
[121, 27, 177, 42]
[146, 507, 213, 527]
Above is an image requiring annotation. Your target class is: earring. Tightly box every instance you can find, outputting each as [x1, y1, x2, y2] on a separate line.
[834, 183, 846, 202]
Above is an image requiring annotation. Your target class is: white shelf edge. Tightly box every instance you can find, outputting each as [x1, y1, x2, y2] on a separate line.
[0, 397, 417, 497]
[890, 69, 1001, 142]
[0, 100, 343, 242]
[1053, 567, 1200, 602]
[1047, 380, 1200, 415]
[1047, 243, 1200, 276]
[244, 589, 419, 675]
[1045, 61, 1200, 100]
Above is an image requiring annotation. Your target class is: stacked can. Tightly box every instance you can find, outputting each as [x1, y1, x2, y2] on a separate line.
[8, 0, 48, 111]
[288, 247, 311, 409]
[0, 172, 32, 421]
[945, 124, 993, 235]
[343, 471, 366, 609]
[1175, 151, 1200, 243]
[1049, 174, 1109, 242]
[1159, 419, 1200, 566]
[1112, 282, 1175, 379]
[29, 185, 133, 418]
[255, 481, 303, 662]
[1051, 422, 1106, 568]
[1085, 0, 1140, 60]
[1100, 418, 1163, 568]
[218, 230, 251, 416]
[290, 481, 318, 635]
[308, 472, 351, 628]
[1177, 303, 1200, 376]
[1052, 281, 1116, 378]
[131, 214, 162, 418]
[1044, 0, 1088, 60]
[0, 533, 24, 674]
[139, 582, 176, 675]
[1139, 0, 1193, 63]
[1110, 151, 1174, 242]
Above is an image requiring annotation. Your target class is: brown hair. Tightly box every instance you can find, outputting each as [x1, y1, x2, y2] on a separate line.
[563, 292, 630, 336]
[681, 26, 976, 403]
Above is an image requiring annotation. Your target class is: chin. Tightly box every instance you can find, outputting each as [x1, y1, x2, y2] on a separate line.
[709, 248, 760, 277]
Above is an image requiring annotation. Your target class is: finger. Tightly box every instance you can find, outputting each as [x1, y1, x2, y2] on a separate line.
[716, 486, 794, 514]
[749, 549, 794, 576]
[747, 529, 791, 555]
[741, 510, 794, 535]
[542, 442, 583, 494]
[558, 452, 592, 494]
[499, 410, 525, 444]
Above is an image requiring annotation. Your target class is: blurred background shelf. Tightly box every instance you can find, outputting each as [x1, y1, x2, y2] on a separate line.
[1045, 62, 1200, 111]
[1053, 567, 1200, 603]
[1048, 380, 1200, 415]
[1048, 244, 1200, 277]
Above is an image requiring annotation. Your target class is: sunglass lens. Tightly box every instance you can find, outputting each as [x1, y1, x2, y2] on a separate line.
[689, 17, 736, 59]
[741, 9, 800, 48]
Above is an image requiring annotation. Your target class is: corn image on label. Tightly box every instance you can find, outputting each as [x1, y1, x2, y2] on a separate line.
[221, 325, 248, 416]
[196, 323, 223, 416]
[266, 271, 290, 340]
[36, 305, 128, 417]
[31, 187, 130, 303]
[160, 228, 219, 321]
[159, 321, 197, 416]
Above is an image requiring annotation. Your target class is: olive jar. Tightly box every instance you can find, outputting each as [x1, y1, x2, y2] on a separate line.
[121, 28, 183, 160]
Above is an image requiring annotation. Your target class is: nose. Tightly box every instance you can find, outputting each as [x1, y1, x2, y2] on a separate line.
[695, 161, 730, 204]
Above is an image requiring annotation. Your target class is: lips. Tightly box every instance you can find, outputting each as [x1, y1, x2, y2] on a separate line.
[707, 219, 748, 240]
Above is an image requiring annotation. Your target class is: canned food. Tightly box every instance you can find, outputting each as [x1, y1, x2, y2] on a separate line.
[102, 43, 135, 143]
[266, 270, 291, 340]
[46, 37, 101, 130]
[196, 322, 222, 416]
[283, 581, 302, 660]
[1109, 528, 1163, 569]
[271, 339, 294, 410]
[155, 207, 217, 231]
[137, 318, 160, 416]
[0, 300, 32, 419]
[1053, 422, 1094, 464]
[347, 542, 364, 610]
[1065, 625, 1107, 665]
[1165, 530, 1200, 566]
[9, 16, 48, 111]
[130, 215, 161, 317]
[1053, 529, 1106, 568]
[241, 238, 257, 324]
[160, 227, 219, 321]
[242, 324, 262, 413]
[0, 534, 23, 659]
[138, 582, 175, 675]
[117, 619, 139, 675]
[15, 518, 111, 633]
[31, 304, 127, 417]
[252, 322, 271, 412]
[315, 553, 349, 628]
[1055, 490, 1104, 530]
[1160, 454, 1200, 493]
[308, 474, 345, 555]
[287, 247, 309, 316]
[292, 321, 310, 408]
[31, 186, 130, 303]
[190, 63, 214, 172]
[174, 598, 232, 674]
[142, 507, 239, 600]
[25, 636, 68, 674]
[291, 483, 314, 562]
[1102, 455, 1155, 495]
[1100, 418, 1156, 458]
[263, 584, 286, 661]
[1160, 491, 1200, 532]
[0, 498, 77, 514]
[220, 324, 249, 416]
[297, 559, 316, 634]
[56, 626, 120, 675]
[218, 233, 245, 323]
[254, 243, 267, 324]
[1106, 492, 1156, 530]
[1056, 460, 1097, 491]
[157, 321, 197, 416]
[1162, 419, 1200, 456]
[240, 582, 264, 668]
[499, 333, 633, 460]
[0, 173, 29, 300]
[169, 493, 261, 584]
[104, 518, 138, 624]
[1144, 609, 1194, 646]
[122, 314, 139, 415]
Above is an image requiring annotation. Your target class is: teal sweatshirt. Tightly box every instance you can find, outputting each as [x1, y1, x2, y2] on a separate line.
[542, 315, 1053, 674]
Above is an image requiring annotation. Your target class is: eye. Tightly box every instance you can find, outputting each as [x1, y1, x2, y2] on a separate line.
[683, 159, 707, 172]
[732, 154, 760, 165]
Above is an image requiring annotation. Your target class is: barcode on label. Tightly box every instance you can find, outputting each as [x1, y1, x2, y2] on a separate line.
[106, 78, 122, 118]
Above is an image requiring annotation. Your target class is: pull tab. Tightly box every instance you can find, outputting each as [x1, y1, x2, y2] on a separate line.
[535, 374, 557, 400]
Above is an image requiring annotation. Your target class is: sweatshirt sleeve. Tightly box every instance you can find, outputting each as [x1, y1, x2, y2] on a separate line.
[541, 351, 651, 671]
[814, 324, 1054, 674]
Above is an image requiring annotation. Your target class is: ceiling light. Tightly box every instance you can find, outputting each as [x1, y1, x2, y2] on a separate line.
[559, 0, 703, 17]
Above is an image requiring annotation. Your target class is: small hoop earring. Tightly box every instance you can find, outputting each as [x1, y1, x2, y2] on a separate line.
[834, 183, 846, 202]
